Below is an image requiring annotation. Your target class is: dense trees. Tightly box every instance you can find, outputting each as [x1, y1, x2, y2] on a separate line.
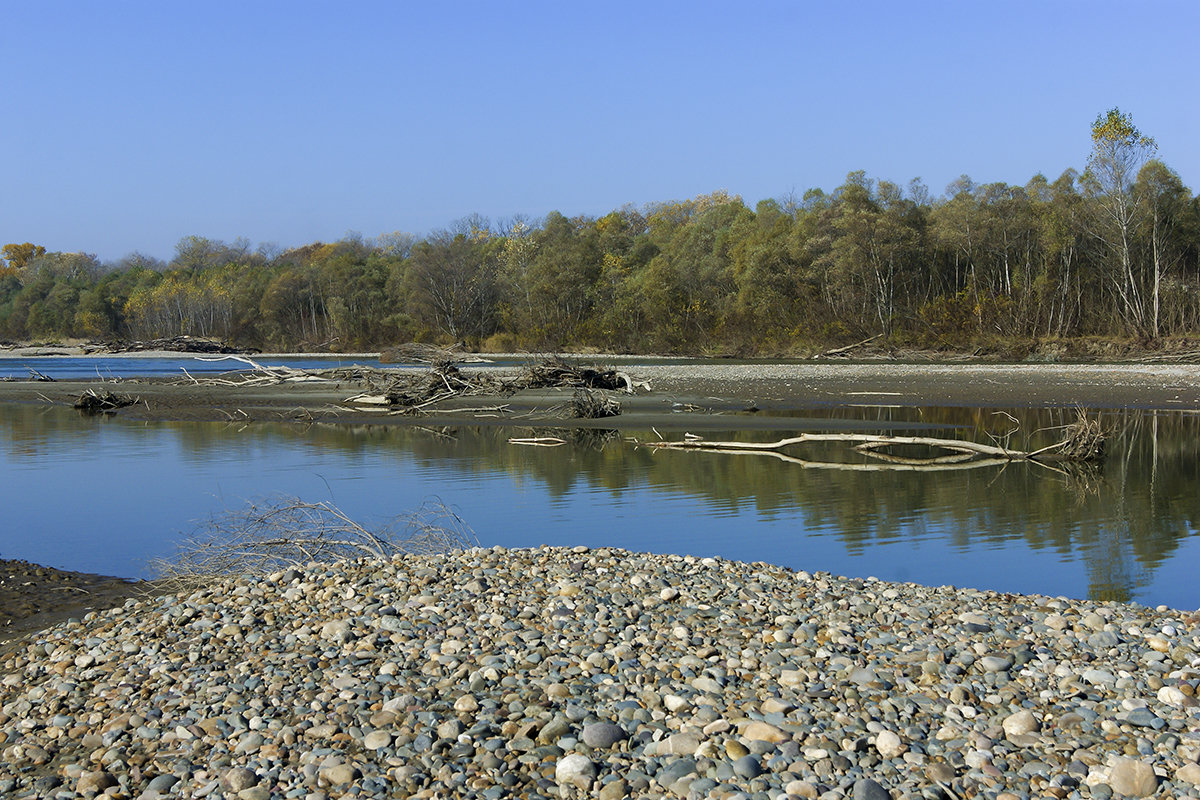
[3, 111, 1198, 353]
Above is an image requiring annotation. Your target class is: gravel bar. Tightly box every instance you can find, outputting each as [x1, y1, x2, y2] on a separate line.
[3, 546, 1200, 799]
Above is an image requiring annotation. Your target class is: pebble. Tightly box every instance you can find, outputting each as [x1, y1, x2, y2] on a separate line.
[1, 546, 1198, 799]
[581, 722, 628, 749]
[555, 754, 596, 790]
[1108, 757, 1158, 797]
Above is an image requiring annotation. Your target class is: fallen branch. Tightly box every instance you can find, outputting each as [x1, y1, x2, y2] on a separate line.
[813, 333, 884, 359]
[638, 414, 1105, 465]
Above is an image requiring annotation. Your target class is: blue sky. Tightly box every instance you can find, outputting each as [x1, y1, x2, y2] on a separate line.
[4, 1, 1197, 263]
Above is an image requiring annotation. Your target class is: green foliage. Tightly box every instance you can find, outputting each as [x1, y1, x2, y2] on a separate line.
[2, 116, 1198, 351]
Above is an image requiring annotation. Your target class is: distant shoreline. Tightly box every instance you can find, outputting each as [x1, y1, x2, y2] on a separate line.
[2, 360, 1200, 424]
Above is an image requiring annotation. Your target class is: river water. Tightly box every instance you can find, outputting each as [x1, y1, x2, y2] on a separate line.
[2, 396, 1198, 608]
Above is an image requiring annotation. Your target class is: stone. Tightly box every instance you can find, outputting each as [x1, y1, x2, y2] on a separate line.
[224, 768, 258, 791]
[1108, 757, 1157, 797]
[786, 780, 820, 799]
[1158, 686, 1186, 707]
[363, 730, 391, 750]
[581, 723, 628, 749]
[978, 655, 1013, 673]
[874, 730, 905, 759]
[853, 777, 892, 800]
[661, 732, 701, 755]
[1002, 709, 1039, 739]
[1176, 763, 1200, 786]
[733, 754, 763, 778]
[319, 763, 361, 786]
[76, 771, 118, 794]
[555, 754, 596, 791]
[742, 720, 790, 743]
[598, 779, 628, 800]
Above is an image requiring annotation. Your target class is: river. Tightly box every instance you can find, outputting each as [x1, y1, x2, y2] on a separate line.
[2, 395, 1198, 608]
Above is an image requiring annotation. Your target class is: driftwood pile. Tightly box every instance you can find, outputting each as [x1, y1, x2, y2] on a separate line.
[97, 336, 254, 355]
[570, 388, 621, 419]
[170, 353, 644, 419]
[379, 342, 492, 365]
[521, 357, 647, 394]
[74, 389, 138, 414]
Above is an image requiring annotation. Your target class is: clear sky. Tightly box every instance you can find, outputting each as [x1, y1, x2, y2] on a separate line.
[4, 1, 1197, 263]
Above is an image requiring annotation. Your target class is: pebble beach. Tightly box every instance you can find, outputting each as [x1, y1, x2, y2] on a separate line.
[3, 546, 1199, 800]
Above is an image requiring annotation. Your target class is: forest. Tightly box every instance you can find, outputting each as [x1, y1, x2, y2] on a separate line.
[3, 111, 1198, 356]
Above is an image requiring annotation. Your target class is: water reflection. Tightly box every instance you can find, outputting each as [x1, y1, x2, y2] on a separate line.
[1, 404, 1198, 608]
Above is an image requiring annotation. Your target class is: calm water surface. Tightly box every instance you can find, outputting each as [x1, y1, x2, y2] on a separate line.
[2, 403, 1198, 608]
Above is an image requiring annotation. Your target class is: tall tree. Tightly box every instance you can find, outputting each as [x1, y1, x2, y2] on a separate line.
[1, 242, 46, 272]
[1083, 108, 1158, 333]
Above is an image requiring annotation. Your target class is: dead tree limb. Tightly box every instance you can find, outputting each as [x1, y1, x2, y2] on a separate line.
[638, 415, 1105, 465]
[813, 333, 884, 359]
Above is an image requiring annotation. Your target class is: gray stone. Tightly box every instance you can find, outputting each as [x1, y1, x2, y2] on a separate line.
[853, 777, 891, 800]
[977, 655, 1013, 673]
[581, 723, 628, 749]
[733, 754, 763, 778]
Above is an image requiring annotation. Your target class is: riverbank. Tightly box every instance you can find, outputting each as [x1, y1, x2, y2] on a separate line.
[0, 561, 147, 653]
[3, 362, 1200, 431]
[3, 546, 1199, 799]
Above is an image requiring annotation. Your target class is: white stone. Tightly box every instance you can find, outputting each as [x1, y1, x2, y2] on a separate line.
[874, 730, 905, 759]
[555, 754, 596, 791]
[1002, 709, 1039, 739]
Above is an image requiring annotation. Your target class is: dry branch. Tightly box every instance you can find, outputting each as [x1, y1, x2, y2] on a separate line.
[638, 412, 1105, 466]
[812, 333, 884, 359]
[152, 497, 477, 585]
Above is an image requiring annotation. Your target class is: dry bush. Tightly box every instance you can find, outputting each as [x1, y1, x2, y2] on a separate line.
[1060, 411, 1106, 462]
[569, 388, 621, 418]
[153, 497, 477, 585]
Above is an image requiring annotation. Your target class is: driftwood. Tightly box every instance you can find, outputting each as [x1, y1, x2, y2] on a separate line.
[522, 357, 648, 394]
[379, 342, 492, 364]
[171, 353, 649, 419]
[74, 389, 138, 414]
[813, 333, 884, 359]
[570, 388, 621, 419]
[100, 335, 255, 355]
[639, 414, 1105, 467]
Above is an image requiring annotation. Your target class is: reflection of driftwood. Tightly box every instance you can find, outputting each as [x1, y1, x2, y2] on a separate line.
[152, 497, 476, 585]
[813, 333, 884, 359]
[640, 419, 1105, 465]
[509, 437, 567, 447]
[74, 389, 138, 414]
[669, 445, 1014, 472]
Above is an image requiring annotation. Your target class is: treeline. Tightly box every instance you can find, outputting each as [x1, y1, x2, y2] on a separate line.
[3, 113, 1198, 355]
